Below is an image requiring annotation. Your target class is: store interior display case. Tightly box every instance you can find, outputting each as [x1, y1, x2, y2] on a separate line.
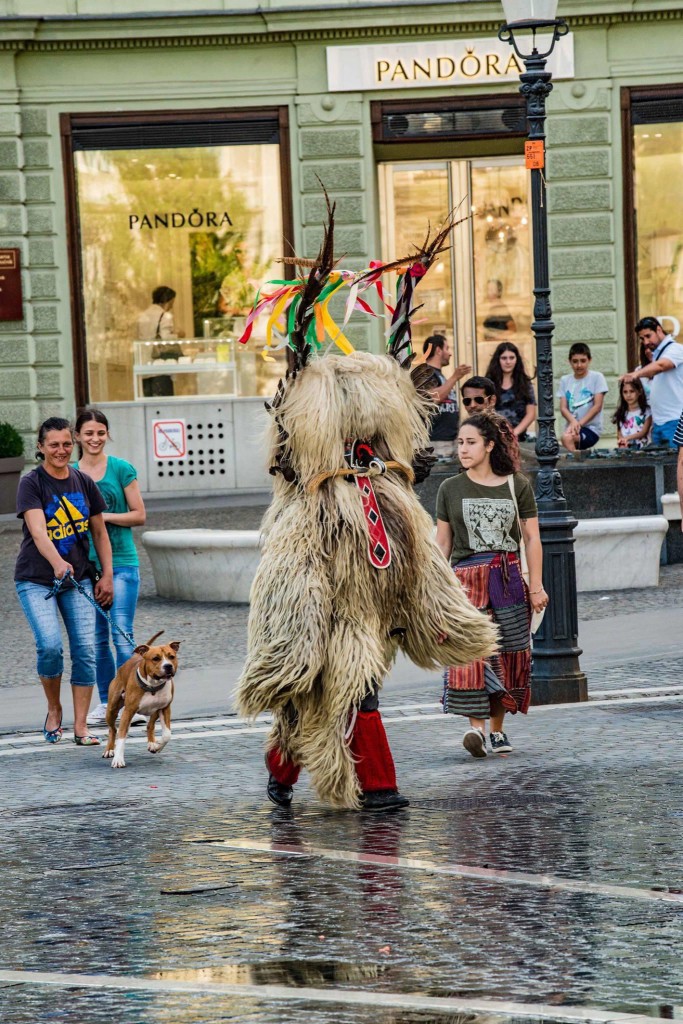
[133, 337, 237, 399]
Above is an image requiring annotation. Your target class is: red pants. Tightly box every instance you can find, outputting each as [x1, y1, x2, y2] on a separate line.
[266, 709, 397, 793]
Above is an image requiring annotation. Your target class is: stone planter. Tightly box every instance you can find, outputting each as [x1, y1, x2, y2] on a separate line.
[573, 515, 668, 591]
[141, 529, 262, 603]
[0, 456, 24, 514]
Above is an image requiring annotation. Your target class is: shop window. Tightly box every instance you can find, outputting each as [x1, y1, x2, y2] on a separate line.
[626, 89, 683, 346]
[379, 157, 532, 377]
[64, 111, 290, 404]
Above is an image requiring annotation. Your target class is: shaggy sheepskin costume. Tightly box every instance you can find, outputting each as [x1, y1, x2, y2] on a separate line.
[237, 351, 497, 809]
[236, 205, 497, 810]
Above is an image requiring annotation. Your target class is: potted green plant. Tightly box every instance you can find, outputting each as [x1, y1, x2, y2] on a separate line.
[0, 422, 24, 515]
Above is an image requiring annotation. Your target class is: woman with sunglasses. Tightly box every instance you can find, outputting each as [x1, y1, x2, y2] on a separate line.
[14, 417, 114, 745]
[436, 412, 548, 758]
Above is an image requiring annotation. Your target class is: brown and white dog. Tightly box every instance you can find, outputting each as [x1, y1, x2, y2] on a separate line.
[103, 631, 181, 769]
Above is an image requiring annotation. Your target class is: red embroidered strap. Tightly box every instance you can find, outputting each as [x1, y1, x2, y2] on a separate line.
[355, 475, 391, 569]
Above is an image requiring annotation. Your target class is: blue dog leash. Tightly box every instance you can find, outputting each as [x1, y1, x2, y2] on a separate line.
[46, 571, 135, 649]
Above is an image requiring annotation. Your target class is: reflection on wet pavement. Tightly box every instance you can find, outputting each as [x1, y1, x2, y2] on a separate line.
[2, 705, 683, 1023]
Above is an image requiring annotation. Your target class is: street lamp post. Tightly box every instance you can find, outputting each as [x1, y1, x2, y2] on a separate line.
[499, 1, 587, 704]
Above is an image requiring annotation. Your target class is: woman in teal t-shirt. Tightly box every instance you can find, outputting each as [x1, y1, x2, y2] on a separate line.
[74, 408, 147, 725]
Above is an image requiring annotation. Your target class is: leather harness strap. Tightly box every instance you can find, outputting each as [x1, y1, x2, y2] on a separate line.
[346, 438, 392, 570]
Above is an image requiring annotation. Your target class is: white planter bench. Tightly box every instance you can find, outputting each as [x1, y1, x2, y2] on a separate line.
[573, 516, 668, 592]
[660, 492, 681, 522]
[141, 529, 262, 603]
[142, 516, 668, 602]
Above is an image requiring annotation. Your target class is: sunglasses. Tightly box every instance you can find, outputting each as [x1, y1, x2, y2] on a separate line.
[462, 396, 487, 407]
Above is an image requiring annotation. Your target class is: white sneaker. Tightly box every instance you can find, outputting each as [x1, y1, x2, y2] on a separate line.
[463, 727, 488, 758]
[86, 702, 108, 727]
[130, 712, 147, 726]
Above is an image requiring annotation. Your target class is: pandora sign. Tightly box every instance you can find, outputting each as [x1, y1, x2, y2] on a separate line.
[326, 34, 574, 91]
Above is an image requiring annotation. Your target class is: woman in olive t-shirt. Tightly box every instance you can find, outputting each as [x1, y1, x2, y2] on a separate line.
[435, 413, 548, 760]
[74, 408, 146, 725]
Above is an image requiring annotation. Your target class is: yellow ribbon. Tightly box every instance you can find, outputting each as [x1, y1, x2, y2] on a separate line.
[265, 290, 294, 348]
[320, 278, 354, 355]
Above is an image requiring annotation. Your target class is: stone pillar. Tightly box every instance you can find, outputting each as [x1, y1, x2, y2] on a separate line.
[0, 56, 34, 449]
[22, 106, 65, 425]
[0, 72, 65, 452]
[547, 80, 619, 411]
[296, 92, 375, 353]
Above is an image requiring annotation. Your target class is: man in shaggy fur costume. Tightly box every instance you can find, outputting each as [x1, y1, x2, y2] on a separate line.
[236, 203, 497, 811]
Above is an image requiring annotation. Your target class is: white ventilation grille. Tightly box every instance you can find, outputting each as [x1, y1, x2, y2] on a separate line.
[145, 402, 235, 493]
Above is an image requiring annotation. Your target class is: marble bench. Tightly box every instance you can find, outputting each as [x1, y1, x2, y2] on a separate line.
[141, 529, 262, 603]
[573, 516, 668, 592]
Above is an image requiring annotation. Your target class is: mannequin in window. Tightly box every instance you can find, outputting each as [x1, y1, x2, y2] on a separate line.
[137, 286, 181, 397]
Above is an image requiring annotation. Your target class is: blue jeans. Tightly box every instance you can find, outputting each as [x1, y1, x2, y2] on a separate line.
[95, 565, 140, 703]
[16, 579, 96, 686]
[651, 420, 679, 447]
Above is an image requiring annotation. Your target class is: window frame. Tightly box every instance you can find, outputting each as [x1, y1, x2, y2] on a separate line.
[61, 106, 293, 406]
[621, 83, 683, 367]
[370, 93, 528, 146]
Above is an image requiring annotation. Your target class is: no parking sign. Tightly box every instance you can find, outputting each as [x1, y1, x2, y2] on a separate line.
[152, 419, 187, 460]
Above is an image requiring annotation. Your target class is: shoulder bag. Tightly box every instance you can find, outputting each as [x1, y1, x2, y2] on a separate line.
[507, 474, 545, 635]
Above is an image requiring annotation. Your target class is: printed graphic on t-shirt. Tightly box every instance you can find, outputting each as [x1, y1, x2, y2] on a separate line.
[44, 492, 90, 556]
[463, 497, 516, 552]
[621, 411, 647, 436]
[440, 388, 457, 415]
[566, 384, 595, 414]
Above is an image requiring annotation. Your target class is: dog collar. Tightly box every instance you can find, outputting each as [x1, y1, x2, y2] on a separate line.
[136, 667, 168, 695]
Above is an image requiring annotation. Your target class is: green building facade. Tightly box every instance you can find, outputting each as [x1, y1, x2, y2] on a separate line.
[1, 0, 682, 493]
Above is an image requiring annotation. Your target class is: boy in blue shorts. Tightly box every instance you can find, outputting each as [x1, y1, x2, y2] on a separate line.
[557, 342, 609, 452]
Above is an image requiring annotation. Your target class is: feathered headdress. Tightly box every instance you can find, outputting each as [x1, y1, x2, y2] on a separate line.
[237, 188, 468, 373]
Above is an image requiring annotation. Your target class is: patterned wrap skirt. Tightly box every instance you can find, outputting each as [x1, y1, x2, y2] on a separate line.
[443, 551, 531, 719]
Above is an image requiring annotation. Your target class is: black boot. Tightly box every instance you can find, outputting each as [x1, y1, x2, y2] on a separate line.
[267, 774, 293, 807]
[361, 789, 409, 811]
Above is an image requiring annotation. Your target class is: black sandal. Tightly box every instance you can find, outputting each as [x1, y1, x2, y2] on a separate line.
[73, 734, 100, 746]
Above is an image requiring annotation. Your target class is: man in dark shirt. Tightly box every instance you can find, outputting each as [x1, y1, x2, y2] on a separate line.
[423, 334, 471, 461]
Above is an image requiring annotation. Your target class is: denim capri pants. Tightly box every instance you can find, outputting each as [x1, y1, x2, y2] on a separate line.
[15, 579, 97, 686]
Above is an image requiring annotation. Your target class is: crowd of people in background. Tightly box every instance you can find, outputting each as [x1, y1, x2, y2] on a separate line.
[424, 313, 683, 456]
[13, 312, 683, 762]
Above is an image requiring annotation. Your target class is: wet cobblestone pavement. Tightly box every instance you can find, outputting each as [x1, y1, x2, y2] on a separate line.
[2, 692, 683, 1023]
